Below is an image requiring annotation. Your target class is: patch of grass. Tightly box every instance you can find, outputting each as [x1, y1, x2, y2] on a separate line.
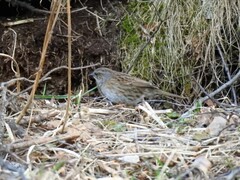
[120, 0, 240, 104]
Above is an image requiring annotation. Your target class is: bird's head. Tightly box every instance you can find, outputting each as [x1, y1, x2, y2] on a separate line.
[89, 67, 114, 86]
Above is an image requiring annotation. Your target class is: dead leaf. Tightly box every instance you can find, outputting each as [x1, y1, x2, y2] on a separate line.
[206, 116, 227, 136]
[204, 99, 216, 107]
[192, 156, 212, 175]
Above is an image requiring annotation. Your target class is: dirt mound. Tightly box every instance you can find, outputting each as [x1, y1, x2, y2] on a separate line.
[0, 0, 124, 94]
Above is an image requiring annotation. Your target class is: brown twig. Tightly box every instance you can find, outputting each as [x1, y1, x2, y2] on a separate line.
[61, 0, 72, 133]
[4, 132, 81, 151]
[7, 28, 21, 92]
[1, 19, 35, 27]
[0, 45, 20, 92]
[6, 64, 99, 100]
[16, 1, 62, 124]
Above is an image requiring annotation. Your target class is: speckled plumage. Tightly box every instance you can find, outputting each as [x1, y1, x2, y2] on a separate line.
[90, 67, 183, 105]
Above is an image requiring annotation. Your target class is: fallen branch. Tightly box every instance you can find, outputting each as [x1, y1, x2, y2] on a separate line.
[216, 40, 237, 105]
[3, 132, 81, 151]
[181, 69, 240, 119]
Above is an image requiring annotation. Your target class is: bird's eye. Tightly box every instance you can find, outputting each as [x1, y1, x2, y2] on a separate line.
[95, 72, 103, 78]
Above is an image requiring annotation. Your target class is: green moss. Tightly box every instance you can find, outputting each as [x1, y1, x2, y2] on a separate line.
[119, 0, 239, 101]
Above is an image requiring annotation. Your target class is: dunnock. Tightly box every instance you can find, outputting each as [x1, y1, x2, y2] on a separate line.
[90, 67, 184, 105]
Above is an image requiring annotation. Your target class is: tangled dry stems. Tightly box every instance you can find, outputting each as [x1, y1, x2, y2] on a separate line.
[121, 0, 240, 105]
[0, 97, 240, 179]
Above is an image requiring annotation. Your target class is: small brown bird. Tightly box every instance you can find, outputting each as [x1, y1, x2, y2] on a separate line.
[90, 67, 184, 105]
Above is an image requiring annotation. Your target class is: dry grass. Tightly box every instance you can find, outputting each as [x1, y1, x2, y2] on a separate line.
[120, 0, 240, 103]
[1, 97, 240, 179]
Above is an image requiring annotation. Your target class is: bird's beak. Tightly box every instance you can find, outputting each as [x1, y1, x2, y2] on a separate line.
[89, 72, 93, 76]
[89, 72, 95, 78]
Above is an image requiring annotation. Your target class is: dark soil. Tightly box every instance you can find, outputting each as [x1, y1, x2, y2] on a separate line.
[0, 0, 125, 94]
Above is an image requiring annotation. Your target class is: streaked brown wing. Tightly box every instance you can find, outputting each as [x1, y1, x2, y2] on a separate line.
[116, 73, 157, 89]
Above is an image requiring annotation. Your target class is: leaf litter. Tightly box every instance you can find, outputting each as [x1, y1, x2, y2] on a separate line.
[1, 94, 240, 179]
